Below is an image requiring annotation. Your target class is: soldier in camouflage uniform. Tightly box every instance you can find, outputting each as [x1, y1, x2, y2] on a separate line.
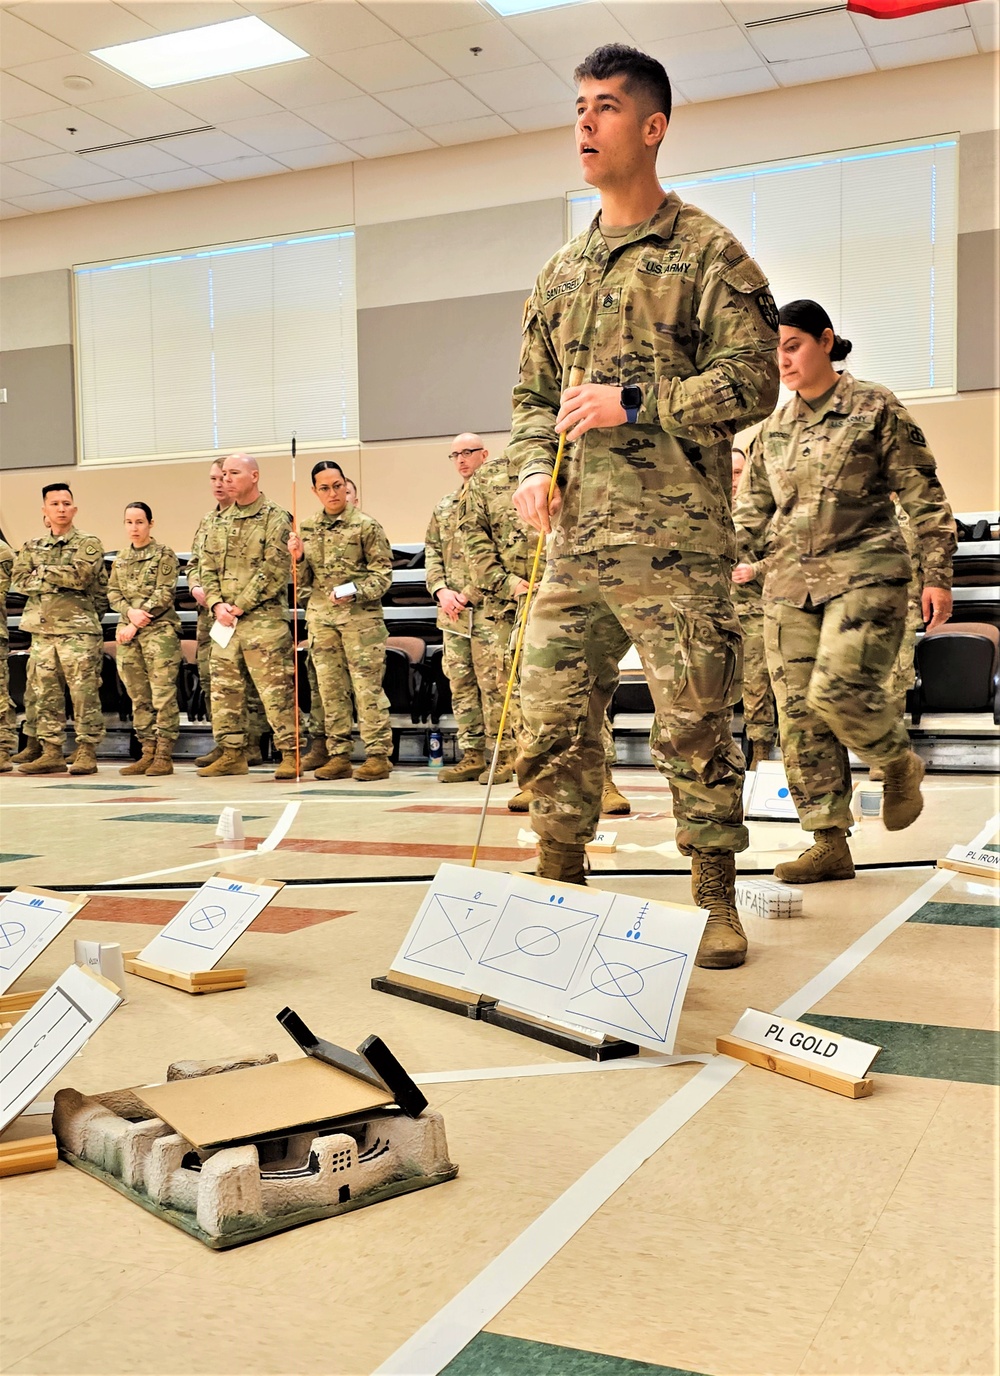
[188, 460, 268, 768]
[511, 46, 778, 968]
[11, 484, 107, 775]
[0, 538, 16, 771]
[730, 446, 777, 769]
[198, 453, 300, 780]
[735, 299, 954, 883]
[108, 502, 182, 777]
[289, 461, 394, 781]
[425, 434, 497, 783]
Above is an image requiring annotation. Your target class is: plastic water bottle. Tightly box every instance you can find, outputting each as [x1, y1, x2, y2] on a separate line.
[428, 730, 443, 769]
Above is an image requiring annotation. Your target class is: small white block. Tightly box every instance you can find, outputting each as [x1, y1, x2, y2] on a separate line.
[735, 879, 804, 920]
[215, 807, 244, 842]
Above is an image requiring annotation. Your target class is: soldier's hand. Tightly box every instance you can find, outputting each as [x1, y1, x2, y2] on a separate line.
[732, 563, 756, 585]
[190, 585, 207, 608]
[922, 585, 952, 632]
[437, 589, 464, 620]
[287, 533, 304, 561]
[128, 608, 151, 627]
[512, 579, 530, 598]
[556, 384, 628, 440]
[330, 592, 354, 606]
[116, 623, 135, 644]
[514, 474, 560, 535]
[215, 603, 238, 627]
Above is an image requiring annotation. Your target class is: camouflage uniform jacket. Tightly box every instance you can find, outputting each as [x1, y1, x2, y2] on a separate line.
[465, 455, 542, 614]
[11, 527, 106, 635]
[199, 493, 292, 617]
[0, 538, 12, 646]
[425, 485, 480, 632]
[734, 372, 955, 607]
[510, 194, 780, 558]
[298, 505, 392, 628]
[108, 540, 181, 631]
[185, 505, 226, 591]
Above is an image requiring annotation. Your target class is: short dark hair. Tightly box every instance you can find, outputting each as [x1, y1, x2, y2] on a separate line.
[42, 482, 72, 499]
[574, 44, 672, 126]
[778, 299, 853, 363]
[311, 460, 345, 484]
[125, 501, 153, 522]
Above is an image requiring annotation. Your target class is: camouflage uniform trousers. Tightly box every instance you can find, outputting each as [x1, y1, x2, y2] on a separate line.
[305, 650, 326, 741]
[209, 610, 296, 753]
[734, 600, 777, 743]
[0, 635, 16, 753]
[883, 597, 923, 718]
[519, 546, 748, 853]
[310, 613, 392, 760]
[196, 607, 268, 739]
[29, 633, 106, 748]
[763, 583, 910, 833]
[442, 610, 500, 753]
[117, 622, 182, 743]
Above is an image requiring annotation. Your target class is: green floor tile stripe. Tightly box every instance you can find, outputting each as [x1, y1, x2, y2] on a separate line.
[0, 854, 37, 864]
[909, 901, 1000, 928]
[108, 813, 265, 825]
[294, 789, 414, 798]
[47, 783, 153, 790]
[799, 1014, 1000, 1085]
[441, 1333, 706, 1376]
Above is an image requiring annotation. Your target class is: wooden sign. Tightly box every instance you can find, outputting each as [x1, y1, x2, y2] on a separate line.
[137, 873, 283, 975]
[585, 831, 618, 854]
[717, 1006, 881, 1099]
[937, 845, 999, 880]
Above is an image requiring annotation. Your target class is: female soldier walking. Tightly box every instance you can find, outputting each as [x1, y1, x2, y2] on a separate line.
[108, 502, 182, 776]
[734, 300, 955, 882]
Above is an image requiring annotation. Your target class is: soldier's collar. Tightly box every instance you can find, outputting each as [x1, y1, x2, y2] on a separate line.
[319, 504, 354, 523]
[232, 493, 265, 517]
[582, 192, 682, 263]
[43, 525, 76, 544]
[794, 370, 854, 424]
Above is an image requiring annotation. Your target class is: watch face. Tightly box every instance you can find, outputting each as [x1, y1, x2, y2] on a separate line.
[622, 385, 642, 409]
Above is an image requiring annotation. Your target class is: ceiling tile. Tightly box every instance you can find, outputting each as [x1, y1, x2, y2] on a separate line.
[326, 39, 447, 92]
[411, 20, 537, 75]
[870, 27, 978, 67]
[297, 92, 410, 138]
[973, 16, 998, 50]
[219, 110, 333, 150]
[676, 65, 778, 101]
[0, 120, 64, 161]
[1, 72, 66, 120]
[724, 1, 816, 18]
[749, 11, 865, 62]
[240, 0, 306, 9]
[7, 2, 158, 49]
[504, 100, 575, 133]
[343, 127, 436, 156]
[967, 0, 999, 34]
[378, 78, 490, 123]
[505, 2, 631, 60]
[850, 4, 973, 43]
[607, 0, 735, 44]
[462, 61, 574, 112]
[421, 111, 514, 143]
[162, 76, 285, 122]
[771, 48, 875, 85]
[6, 186, 90, 211]
[0, 163, 57, 197]
[361, 1, 490, 39]
[7, 54, 146, 106]
[82, 141, 191, 175]
[648, 26, 765, 80]
[199, 151, 289, 178]
[9, 150, 124, 187]
[118, 1, 249, 32]
[261, 1, 399, 54]
[76, 91, 202, 137]
[0, 200, 31, 218]
[238, 56, 361, 105]
[156, 127, 259, 163]
[135, 165, 222, 189]
[0, 10, 74, 65]
[74, 176, 150, 200]
[272, 139, 359, 166]
[5, 108, 131, 151]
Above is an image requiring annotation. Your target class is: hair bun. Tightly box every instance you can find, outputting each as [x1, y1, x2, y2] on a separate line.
[830, 335, 853, 363]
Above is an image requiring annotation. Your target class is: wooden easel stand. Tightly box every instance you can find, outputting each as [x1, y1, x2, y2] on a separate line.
[123, 953, 246, 995]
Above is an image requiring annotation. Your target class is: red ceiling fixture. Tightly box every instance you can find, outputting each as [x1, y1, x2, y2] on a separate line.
[847, 0, 968, 18]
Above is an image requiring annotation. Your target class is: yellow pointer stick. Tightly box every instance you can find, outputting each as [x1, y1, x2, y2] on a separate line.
[470, 366, 584, 868]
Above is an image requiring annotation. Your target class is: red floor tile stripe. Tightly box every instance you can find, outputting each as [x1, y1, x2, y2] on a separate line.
[75, 895, 353, 933]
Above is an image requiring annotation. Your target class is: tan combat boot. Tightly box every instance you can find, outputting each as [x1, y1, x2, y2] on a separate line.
[480, 754, 515, 784]
[691, 849, 747, 969]
[774, 828, 854, 883]
[13, 739, 42, 765]
[868, 764, 885, 782]
[146, 740, 174, 777]
[0, 751, 12, 773]
[749, 740, 773, 771]
[18, 743, 66, 775]
[601, 772, 631, 815]
[300, 739, 329, 772]
[353, 756, 392, 781]
[314, 756, 353, 780]
[536, 839, 587, 886]
[120, 742, 155, 776]
[882, 750, 925, 831]
[68, 743, 98, 776]
[273, 752, 303, 781]
[440, 750, 486, 783]
[194, 744, 224, 768]
[246, 734, 264, 767]
[197, 748, 248, 777]
[507, 789, 531, 813]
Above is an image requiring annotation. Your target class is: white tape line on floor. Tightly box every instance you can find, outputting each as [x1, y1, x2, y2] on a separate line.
[373, 811, 999, 1376]
[100, 802, 300, 886]
[414, 1053, 711, 1085]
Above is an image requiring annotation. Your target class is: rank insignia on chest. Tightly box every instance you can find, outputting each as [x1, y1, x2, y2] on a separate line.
[600, 287, 621, 313]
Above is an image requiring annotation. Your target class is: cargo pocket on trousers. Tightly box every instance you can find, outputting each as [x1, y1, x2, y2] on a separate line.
[673, 596, 744, 714]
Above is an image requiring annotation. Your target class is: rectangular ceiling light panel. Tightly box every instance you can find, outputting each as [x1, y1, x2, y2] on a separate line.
[487, 0, 583, 16]
[92, 16, 307, 89]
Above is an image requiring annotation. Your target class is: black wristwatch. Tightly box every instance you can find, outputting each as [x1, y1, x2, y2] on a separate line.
[620, 385, 642, 423]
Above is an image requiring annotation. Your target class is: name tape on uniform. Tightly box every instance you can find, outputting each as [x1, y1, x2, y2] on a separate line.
[730, 1007, 880, 1079]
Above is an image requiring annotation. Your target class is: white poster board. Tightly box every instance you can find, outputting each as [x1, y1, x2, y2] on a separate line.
[391, 864, 510, 984]
[0, 888, 88, 995]
[743, 761, 799, 821]
[137, 873, 283, 974]
[0, 964, 122, 1133]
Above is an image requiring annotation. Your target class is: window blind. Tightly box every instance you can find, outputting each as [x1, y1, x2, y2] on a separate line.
[568, 136, 958, 397]
[74, 228, 358, 464]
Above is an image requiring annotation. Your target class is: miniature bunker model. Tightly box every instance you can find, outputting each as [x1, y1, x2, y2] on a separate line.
[52, 1014, 457, 1250]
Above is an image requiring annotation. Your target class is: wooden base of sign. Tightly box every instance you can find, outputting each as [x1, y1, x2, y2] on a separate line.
[0, 988, 45, 1023]
[936, 856, 997, 880]
[0, 1133, 58, 1178]
[717, 1034, 874, 1098]
[371, 970, 494, 1020]
[123, 953, 246, 995]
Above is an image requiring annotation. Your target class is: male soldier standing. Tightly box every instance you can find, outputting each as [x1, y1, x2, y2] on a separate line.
[0, 536, 15, 771]
[511, 45, 779, 969]
[197, 453, 299, 780]
[730, 445, 777, 769]
[425, 434, 496, 783]
[12, 484, 107, 775]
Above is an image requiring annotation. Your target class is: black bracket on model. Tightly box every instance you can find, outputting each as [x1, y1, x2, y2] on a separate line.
[276, 1007, 427, 1118]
